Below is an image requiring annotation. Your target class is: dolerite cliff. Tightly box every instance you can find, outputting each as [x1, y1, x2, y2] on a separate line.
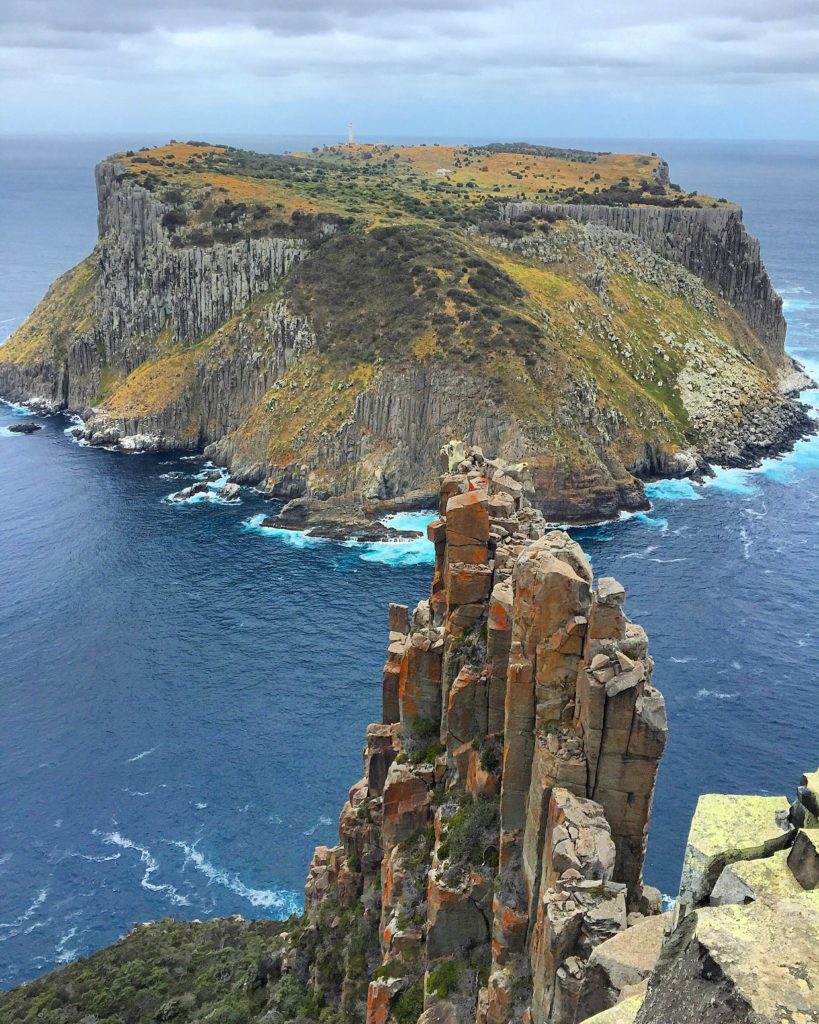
[303, 442, 671, 1024]
[0, 141, 813, 523]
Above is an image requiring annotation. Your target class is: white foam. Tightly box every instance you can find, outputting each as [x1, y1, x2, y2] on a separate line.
[172, 841, 301, 913]
[352, 536, 435, 566]
[97, 831, 189, 906]
[126, 747, 156, 763]
[73, 851, 122, 863]
[633, 512, 669, 532]
[302, 814, 333, 837]
[166, 477, 240, 506]
[644, 478, 703, 502]
[0, 398, 34, 417]
[696, 688, 738, 700]
[0, 889, 49, 942]
[379, 510, 436, 532]
[241, 514, 327, 548]
[344, 510, 437, 566]
[55, 926, 79, 964]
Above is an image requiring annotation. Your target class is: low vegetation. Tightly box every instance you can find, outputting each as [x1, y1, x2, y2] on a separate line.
[0, 917, 292, 1024]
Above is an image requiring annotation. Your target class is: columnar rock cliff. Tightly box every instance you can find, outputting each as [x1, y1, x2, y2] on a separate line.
[500, 203, 786, 360]
[302, 443, 668, 1024]
[1, 141, 813, 524]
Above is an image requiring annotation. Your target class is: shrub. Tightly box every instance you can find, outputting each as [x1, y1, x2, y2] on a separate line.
[161, 209, 187, 230]
[427, 960, 461, 998]
[393, 981, 424, 1024]
[442, 795, 499, 869]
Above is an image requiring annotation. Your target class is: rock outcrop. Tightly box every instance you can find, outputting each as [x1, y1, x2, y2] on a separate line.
[301, 444, 668, 1024]
[581, 770, 819, 1024]
[297, 446, 817, 1024]
[500, 203, 786, 363]
[0, 443, 816, 1023]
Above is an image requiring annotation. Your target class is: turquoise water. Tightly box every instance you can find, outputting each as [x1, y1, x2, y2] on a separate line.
[1, 137, 817, 988]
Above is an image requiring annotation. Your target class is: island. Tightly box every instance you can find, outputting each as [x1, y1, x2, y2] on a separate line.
[0, 140, 813, 525]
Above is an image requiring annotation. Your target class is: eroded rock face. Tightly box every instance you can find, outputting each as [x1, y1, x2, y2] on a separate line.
[500, 203, 787, 362]
[599, 769, 819, 1024]
[300, 447, 816, 1023]
[303, 444, 669, 1024]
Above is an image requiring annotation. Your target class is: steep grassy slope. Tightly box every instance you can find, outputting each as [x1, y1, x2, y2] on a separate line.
[0, 140, 807, 520]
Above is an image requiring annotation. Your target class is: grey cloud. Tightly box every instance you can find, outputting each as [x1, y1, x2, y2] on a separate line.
[2, 0, 817, 127]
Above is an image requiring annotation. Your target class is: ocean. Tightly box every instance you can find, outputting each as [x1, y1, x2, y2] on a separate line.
[1, 135, 817, 989]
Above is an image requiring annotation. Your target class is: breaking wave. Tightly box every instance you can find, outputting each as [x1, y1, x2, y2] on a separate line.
[172, 841, 301, 914]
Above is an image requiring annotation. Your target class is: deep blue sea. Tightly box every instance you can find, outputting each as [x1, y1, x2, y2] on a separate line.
[1, 136, 817, 989]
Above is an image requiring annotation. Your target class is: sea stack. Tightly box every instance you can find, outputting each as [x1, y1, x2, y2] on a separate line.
[304, 442, 669, 1024]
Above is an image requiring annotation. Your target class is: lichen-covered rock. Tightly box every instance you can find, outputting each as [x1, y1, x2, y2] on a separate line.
[635, 893, 819, 1024]
[710, 848, 804, 906]
[675, 793, 794, 921]
[575, 913, 670, 1019]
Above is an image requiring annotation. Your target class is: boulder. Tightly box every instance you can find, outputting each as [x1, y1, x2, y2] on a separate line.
[220, 481, 240, 501]
[576, 913, 670, 1019]
[446, 562, 492, 608]
[426, 870, 491, 958]
[710, 848, 803, 905]
[381, 762, 430, 849]
[635, 893, 819, 1024]
[675, 793, 793, 919]
[788, 829, 819, 890]
[445, 489, 490, 564]
[546, 789, 617, 887]
[389, 603, 410, 635]
[581, 993, 644, 1024]
[7, 421, 41, 433]
[263, 495, 422, 541]
[170, 481, 210, 501]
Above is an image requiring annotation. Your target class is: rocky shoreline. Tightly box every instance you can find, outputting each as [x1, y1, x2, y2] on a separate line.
[13, 376, 810, 539]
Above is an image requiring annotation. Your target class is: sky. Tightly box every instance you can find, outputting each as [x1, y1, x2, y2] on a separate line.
[2, 0, 818, 140]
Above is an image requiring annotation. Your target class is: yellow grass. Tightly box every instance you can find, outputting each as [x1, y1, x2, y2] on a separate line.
[99, 347, 200, 418]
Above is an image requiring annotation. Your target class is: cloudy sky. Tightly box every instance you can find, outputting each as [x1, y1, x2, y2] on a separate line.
[3, 0, 818, 139]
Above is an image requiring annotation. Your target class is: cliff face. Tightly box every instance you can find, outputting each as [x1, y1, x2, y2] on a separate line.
[1, 141, 812, 523]
[501, 203, 786, 362]
[94, 161, 306, 353]
[300, 444, 669, 1024]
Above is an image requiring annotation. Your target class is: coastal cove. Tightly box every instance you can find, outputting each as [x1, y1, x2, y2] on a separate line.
[1, 137, 818, 990]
